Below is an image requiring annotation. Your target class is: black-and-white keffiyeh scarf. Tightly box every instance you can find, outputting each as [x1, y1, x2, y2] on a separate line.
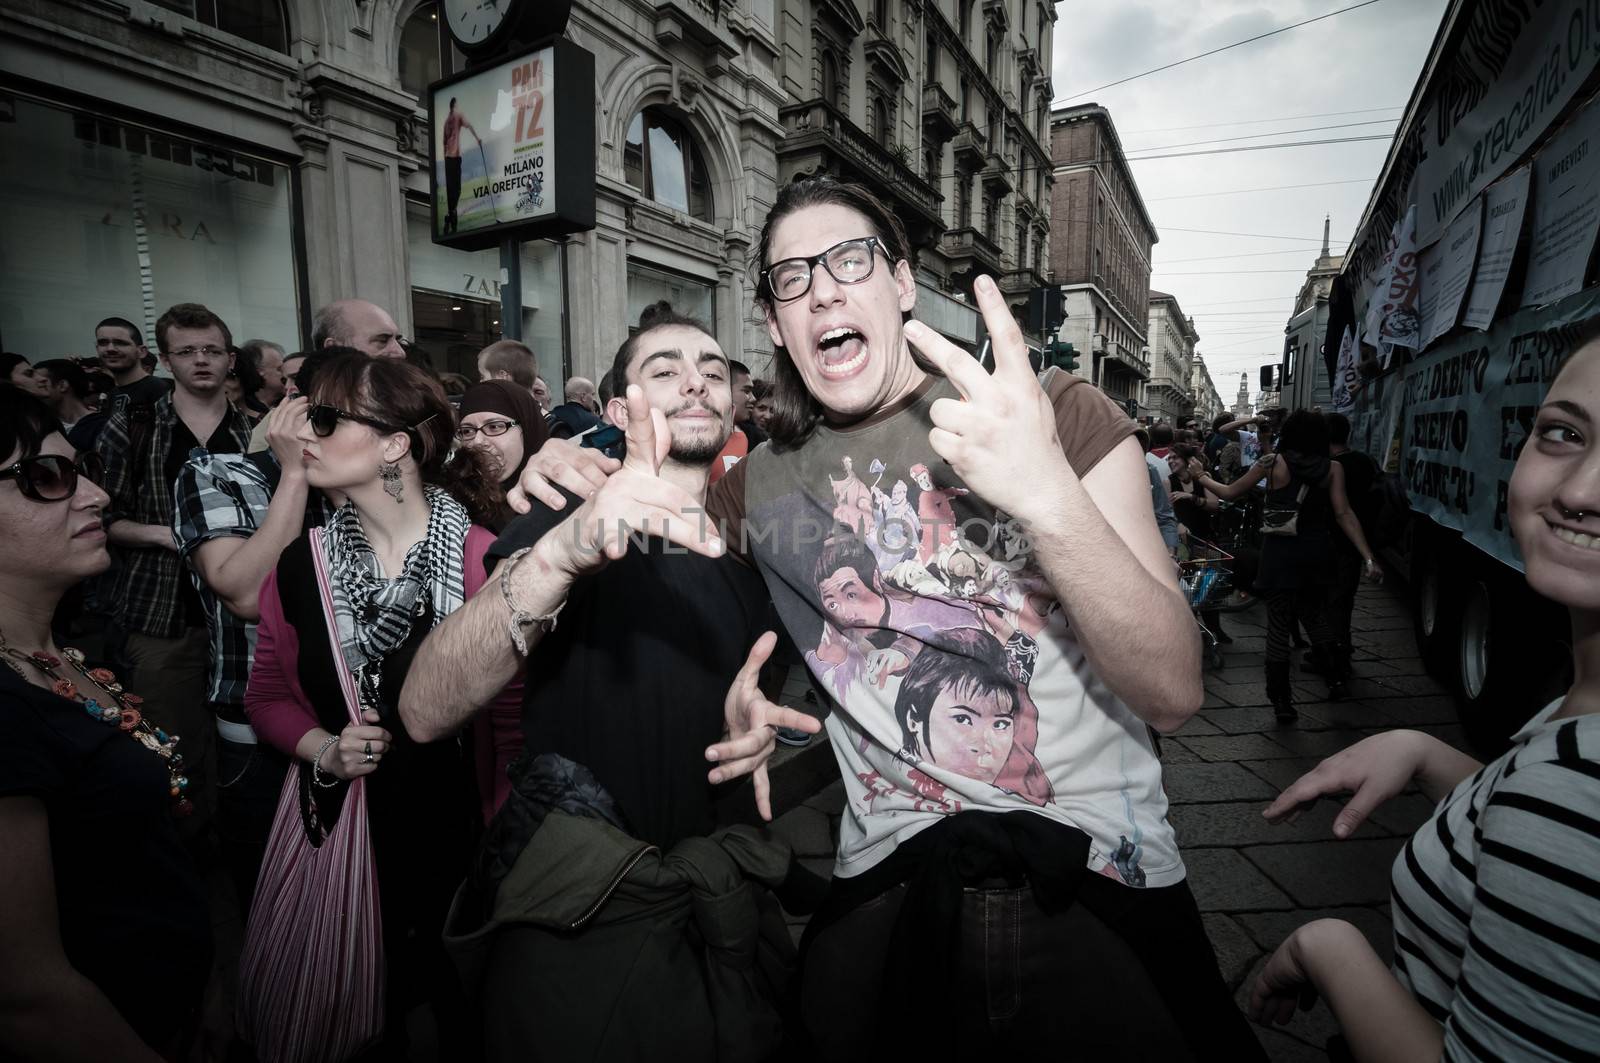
[322, 485, 470, 709]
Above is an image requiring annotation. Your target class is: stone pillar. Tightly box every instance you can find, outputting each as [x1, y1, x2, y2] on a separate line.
[564, 189, 633, 381]
[292, 65, 420, 335]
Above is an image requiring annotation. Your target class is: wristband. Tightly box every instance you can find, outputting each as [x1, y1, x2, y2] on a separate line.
[500, 546, 566, 656]
[311, 734, 340, 788]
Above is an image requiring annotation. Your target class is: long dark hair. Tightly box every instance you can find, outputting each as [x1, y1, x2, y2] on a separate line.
[753, 176, 938, 451]
[0, 388, 61, 463]
[308, 351, 501, 526]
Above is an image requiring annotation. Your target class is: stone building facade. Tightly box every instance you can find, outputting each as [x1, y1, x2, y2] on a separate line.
[1, 0, 1055, 383]
[1280, 217, 1343, 412]
[1189, 354, 1223, 428]
[1046, 102, 1155, 416]
[1145, 289, 1196, 424]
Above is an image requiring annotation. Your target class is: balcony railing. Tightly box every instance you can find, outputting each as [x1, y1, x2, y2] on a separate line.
[943, 226, 1005, 274]
[921, 83, 959, 139]
[778, 98, 943, 222]
[951, 122, 987, 168]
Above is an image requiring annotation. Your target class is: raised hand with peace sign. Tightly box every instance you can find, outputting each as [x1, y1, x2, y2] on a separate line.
[532, 383, 724, 578]
[903, 274, 1073, 524]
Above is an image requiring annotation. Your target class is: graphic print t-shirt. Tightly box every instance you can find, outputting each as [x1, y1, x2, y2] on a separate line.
[709, 370, 1184, 887]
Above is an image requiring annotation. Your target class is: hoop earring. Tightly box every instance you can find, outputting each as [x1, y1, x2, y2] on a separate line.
[380, 461, 404, 503]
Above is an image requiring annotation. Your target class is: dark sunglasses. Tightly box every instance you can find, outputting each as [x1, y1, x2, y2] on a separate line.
[307, 404, 404, 438]
[0, 453, 106, 503]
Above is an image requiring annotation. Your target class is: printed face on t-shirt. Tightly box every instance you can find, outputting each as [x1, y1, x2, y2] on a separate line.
[914, 683, 1016, 785]
[818, 564, 885, 631]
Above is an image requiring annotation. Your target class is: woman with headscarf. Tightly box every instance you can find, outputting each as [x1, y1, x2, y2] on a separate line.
[453, 380, 550, 533]
[1193, 411, 1381, 721]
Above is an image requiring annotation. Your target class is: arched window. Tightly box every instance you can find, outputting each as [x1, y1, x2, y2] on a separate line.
[871, 93, 891, 144]
[987, 30, 999, 72]
[959, 0, 973, 40]
[624, 109, 713, 221]
[399, 2, 442, 100]
[822, 50, 841, 109]
[159, 0, 289, 53]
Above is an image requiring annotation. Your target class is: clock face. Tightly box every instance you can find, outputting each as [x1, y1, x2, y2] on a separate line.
[443, 0, 510, 48]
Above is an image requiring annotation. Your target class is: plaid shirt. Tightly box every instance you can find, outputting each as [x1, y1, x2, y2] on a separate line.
[172, 454, 274, 707]
[97, 393, 253, 639]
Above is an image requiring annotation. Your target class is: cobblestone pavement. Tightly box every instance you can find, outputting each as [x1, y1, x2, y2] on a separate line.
[769, 578, 1464, 1061]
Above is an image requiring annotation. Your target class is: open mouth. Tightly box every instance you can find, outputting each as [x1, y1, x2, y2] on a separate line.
[1549, 520, 1600, 551]
[816, 325, 868, 378]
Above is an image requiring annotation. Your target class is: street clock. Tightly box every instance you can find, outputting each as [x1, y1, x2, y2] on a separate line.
[441, 0, 573, 57]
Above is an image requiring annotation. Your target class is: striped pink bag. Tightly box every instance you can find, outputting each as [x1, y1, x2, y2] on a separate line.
[237, 529, 385, 1062]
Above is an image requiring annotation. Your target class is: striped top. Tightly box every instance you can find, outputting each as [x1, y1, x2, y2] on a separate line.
[1390, 700, 1600, 1061]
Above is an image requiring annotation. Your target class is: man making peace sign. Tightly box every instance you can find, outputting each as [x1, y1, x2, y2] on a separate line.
[399, 308, 818, 1061]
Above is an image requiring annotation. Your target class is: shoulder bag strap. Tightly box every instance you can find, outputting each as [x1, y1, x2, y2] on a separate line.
[309, 528, 367, 729]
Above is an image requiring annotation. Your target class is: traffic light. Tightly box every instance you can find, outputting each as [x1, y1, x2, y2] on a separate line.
[1043, 339, 1077, 372]
[1027, 287, 1066, 335]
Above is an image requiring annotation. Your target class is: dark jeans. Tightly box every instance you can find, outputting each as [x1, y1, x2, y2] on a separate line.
[801, 874, 1264, 1061]
[1328, 546, 1363, 653]
[215, 729, 290, 915]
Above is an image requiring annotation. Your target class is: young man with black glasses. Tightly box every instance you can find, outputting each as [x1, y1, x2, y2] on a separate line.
[96, 303, 253, 846]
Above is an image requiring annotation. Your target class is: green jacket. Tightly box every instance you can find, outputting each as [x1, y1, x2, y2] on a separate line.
[443, 755, 797, 1062]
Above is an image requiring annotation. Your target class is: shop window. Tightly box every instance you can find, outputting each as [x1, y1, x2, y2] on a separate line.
[0, 95, 299, 357]
[151, 0, 289, 53]
[399, 2, 443, 100]
[627, 261, 715, 333]
[623, 109, 713, 221]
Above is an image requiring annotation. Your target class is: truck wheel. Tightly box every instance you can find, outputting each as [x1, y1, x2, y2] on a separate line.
[1455, 573, 1574, 756]
[1411, 546, 1458, 680]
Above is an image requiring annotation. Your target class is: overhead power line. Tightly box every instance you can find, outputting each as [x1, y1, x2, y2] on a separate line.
[1057, 0, 1390, 102]
[1125, 119, 1397, 154]
[1154, 268, 1314, 275]
[1148, 178, 1372, 201]
[1125, 134, 1393, 163]
[1157, 246, 1326, 265]
[1163, 227, 1342, 242]
[1122, 106, 1402, 135]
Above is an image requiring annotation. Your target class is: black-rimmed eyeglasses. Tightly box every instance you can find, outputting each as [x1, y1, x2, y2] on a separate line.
[0, 453, 106, 503]
[454, 419, 519, 442]
[307, 404, 404, 438]
[760, 237, 890, 303]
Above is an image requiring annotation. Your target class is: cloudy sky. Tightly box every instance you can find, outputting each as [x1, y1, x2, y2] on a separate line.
[1048, 0, 1449, 403]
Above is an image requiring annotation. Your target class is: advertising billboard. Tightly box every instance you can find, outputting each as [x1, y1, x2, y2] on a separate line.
[428, 38, 595, 250]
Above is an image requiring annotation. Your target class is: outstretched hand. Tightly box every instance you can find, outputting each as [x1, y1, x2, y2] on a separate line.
[509, 436, 621, 514]
[1261, 730, 1429, 839]
[904, 274, 1070, 521]
[707, 632, 824, 821]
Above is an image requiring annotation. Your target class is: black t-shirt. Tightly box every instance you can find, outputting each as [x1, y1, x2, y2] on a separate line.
[1333, 449, 1381, 546]
[0, 668, 212, 1048]
[166, 414, 244, 628]
[116, 374, 172, 407]
[487, 488, 772, 848]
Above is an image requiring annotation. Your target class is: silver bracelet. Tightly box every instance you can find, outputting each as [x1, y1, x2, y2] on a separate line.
[311, 733, 340, 788]
[500, 546, 566, 656]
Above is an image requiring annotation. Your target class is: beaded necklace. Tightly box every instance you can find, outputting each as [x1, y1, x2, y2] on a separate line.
[0, 633, 192, 816]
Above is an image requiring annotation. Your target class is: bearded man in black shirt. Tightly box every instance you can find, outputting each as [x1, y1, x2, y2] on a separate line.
[400, 311, 819, 1061]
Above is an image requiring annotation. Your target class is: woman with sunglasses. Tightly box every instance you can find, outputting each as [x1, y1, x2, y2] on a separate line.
[0, 389, 211, 1061]
[453, 380, 550, 533]
[245, 352, 517, 1057]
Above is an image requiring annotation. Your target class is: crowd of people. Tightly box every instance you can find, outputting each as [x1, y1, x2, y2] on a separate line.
[0, 176, 1595, 1062]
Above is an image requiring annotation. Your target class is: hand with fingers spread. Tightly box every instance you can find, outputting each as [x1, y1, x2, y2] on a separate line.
[533, 385, 724, 578]
[1261, 729, 1436, 839]
[904, 275, 1071, 523]
[508, 436, 623, 514]
[706, 632, 824, 821]
[322, 709, 392, 781]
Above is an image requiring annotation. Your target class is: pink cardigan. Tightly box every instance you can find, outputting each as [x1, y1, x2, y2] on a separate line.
[246, 525, 525, 824]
